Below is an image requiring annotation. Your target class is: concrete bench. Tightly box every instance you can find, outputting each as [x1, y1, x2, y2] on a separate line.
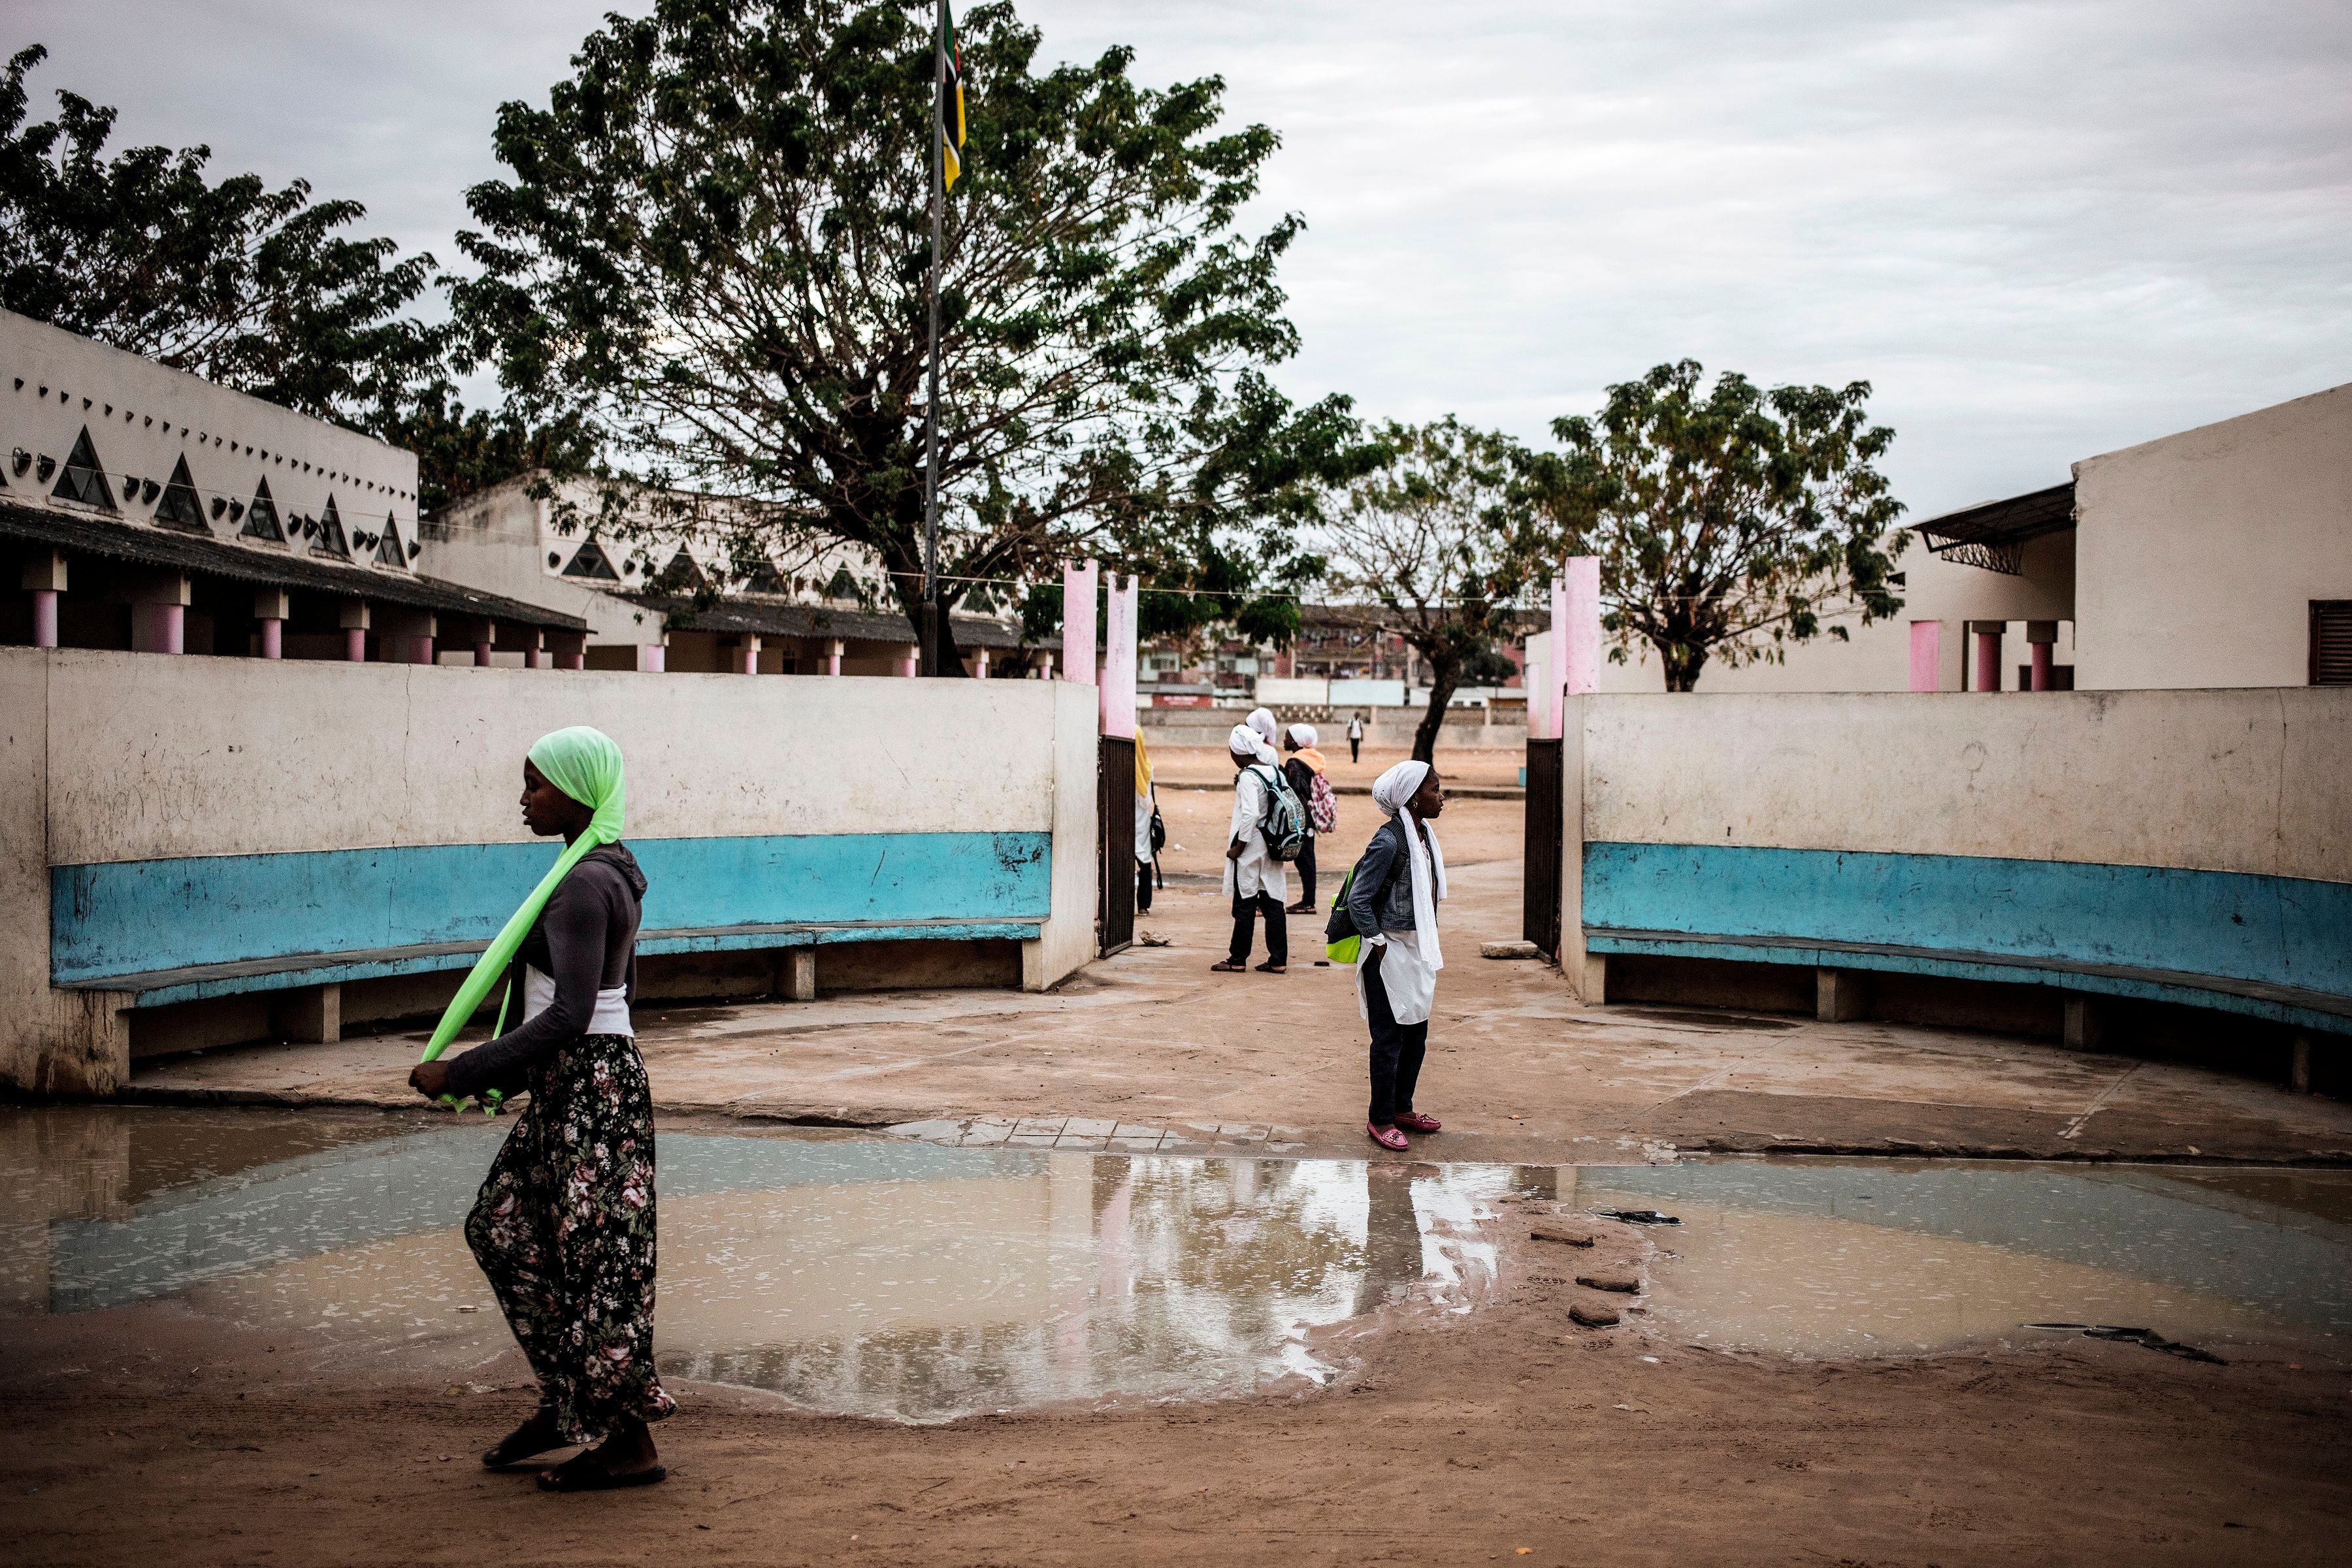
[57, 916, 1044, 1045]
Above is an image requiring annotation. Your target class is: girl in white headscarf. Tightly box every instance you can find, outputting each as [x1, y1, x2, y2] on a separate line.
[1339, 760, 1446, 1149]
[1212, 721, 1290, 973]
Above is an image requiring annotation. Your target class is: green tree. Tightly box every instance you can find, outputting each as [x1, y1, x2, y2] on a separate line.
[1524, 359, 1905, 691]
[451, 0, 1365, 674]
[1319, 417, 1536, 763]
[0, 44, 443, 431]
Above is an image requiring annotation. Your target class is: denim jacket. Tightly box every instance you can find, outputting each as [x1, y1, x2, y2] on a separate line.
[1341, 817, 1416, 938]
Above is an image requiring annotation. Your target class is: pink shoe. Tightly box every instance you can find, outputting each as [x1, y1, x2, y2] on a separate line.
[1392, 1111, 1441, 1134]
[1366, 1120, 1409, 1151]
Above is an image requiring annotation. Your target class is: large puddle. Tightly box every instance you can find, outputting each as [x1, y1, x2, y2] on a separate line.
[0, 1107, 1507, 1422]
[1573, 1159, 2352, 1358]
[7, 1109, 2349, 1420]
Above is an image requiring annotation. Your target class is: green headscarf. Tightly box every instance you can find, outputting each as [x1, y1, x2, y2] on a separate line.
[419, 726, 627, 1105]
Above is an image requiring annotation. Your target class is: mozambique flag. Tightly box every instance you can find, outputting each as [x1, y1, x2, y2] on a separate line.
[939, 2, 966, 189]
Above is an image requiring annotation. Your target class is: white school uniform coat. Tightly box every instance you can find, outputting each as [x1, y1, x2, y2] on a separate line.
[1222, 764, 1290, 904]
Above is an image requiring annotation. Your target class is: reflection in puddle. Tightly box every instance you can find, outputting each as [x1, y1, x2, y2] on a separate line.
[1574, 1160, 2352, 1358]
[0, 1107, 1509, 1422]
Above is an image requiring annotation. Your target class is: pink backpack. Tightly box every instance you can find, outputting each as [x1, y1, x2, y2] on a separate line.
[1308, 772, 1339, 834]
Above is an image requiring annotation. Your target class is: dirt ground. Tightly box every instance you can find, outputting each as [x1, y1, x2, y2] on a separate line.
[20, 747, 2352, 1563]
[7, 1202, 2348, 1567]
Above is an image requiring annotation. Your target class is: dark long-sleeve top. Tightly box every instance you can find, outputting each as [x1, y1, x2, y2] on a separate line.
[1343, 818, 1418, 938]
[444, 843, 647, 1100]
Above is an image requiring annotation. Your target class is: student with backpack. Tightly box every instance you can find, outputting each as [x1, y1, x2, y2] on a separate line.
[1212, 723, 1303, 974]
[1281, 723, 1338, 914]
[1328, 760, 1447, 1151]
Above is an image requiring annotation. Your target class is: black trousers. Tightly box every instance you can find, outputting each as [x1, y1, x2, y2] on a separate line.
[1363, 942, 1428, 1125]
[1289, 835, 1316, 909]
[1349, 737, 1362, 762]
[1135, 860, 1154, 913]
[1228, 890, 1288, 966]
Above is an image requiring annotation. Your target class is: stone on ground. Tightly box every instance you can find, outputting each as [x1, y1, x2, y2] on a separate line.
[1576, 1268, 1643, 1294]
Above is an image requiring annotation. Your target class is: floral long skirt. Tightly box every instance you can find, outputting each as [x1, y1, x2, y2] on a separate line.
[465, 1032, 676, 1443]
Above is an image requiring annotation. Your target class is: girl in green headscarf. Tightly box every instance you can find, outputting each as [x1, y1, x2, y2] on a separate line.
[408, 725, 676, 1491]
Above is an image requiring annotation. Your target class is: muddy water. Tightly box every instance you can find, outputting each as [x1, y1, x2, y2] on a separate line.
[1573, 1158, 2352, 1358]
[0, 1107, 1508, 1422]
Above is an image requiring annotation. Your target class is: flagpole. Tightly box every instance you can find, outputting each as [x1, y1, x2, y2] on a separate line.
[920, 0, 946, 677]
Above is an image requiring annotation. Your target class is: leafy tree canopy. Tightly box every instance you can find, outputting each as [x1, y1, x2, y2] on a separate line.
[0, 44, 443, 431]
[1524, 359, 1905, 691]
[1319, 416, 1535, 762]
[453, 0, 1373, 670]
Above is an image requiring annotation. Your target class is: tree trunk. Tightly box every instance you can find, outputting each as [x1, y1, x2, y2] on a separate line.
[1661, 642, 1707, 692]
[1411, 654, 1462, 764]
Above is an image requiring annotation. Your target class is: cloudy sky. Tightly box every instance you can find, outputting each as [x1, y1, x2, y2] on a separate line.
[12, 1, 2349, 516]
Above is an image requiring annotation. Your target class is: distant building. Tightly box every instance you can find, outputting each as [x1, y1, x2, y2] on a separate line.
[427, 473, 1054, 676]
[0, 310, 584, 662]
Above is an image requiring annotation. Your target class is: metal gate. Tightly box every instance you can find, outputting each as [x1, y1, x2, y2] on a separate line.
[1522, 737, 1563, 958]
[1098, 736, 1136, 956]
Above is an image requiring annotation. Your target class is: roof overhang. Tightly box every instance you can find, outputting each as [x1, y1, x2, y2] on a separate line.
[1910, 482, 2075, 575]
[0, 499, 587, 630]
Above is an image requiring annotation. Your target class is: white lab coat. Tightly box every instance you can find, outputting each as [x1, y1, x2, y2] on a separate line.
[1222, 764, 1290, 903]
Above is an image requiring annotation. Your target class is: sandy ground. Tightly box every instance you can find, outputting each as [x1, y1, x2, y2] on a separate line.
[7, 1201, 2349, 1567]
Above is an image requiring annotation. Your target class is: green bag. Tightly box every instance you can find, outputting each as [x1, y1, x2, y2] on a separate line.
[1325, 866, 1361, 965]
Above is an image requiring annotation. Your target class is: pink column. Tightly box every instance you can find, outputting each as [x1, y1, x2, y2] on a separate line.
[1908, 621, 1940, 693]
[1102, 574, 1137, 738]
[1971, 624, 2003, 692]
[562, 650, 584, 671]
[133, 603, 185, 655]
[739, 636, 762, 674]
[898, 644, 919, 678]
[258, 617, 282, 659]
[1561, 556, 1601, 698]
[826, 639, 843, 676]
[407, 635, 437, 665]
[2029, 642, 2053, 691]
[1062, 559, 1099, 687]
[473, 638, 495, 666]
[30, 589, 58, 648]
[527, 647, 547, 669]
[638, 643, 666, 673]
[345, 628, 367, 661]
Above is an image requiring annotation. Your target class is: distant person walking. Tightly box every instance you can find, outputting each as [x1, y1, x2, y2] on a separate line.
[408, 726, 674, 1492]
[1343, 760, 1447, 1151]
[1212, 722, 1289, 974]
[1347, 712, 1365, 764]
[1134, 730, 1159, 915]
[1282, 723, 1334, 914]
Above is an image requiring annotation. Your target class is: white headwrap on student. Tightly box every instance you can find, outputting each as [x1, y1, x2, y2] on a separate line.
[1287, 723, 1318, 748]
[1370, 760, 1446, 971]
[1228, 722, 1276, 764]
[1247, 707, 1280, 749]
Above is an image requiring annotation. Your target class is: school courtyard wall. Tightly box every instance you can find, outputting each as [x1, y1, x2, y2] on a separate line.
[0, 647, 1100, 1094]
[1558, 689, 2352, 1051]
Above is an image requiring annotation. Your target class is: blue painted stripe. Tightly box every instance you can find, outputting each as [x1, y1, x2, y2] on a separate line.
[1582, 841, 2352, 1007]
[52, 832, 1051, 984]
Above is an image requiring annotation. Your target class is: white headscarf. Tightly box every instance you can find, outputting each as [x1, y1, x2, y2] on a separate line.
[1370, 760, 1446, 970]
[1287, 723, 1318, 748]
[1228, 722, 1275, 763]
[1247, 707, 1279, 749]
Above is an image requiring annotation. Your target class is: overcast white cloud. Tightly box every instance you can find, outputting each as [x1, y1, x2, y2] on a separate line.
[12, 1, 2349, 515]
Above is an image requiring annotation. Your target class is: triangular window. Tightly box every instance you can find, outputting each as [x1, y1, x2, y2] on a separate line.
[310, 494, 350, 558]
[562, 537, 620, 580]
[375, 515, 408, 568]
[152, 453, 208, 532]
[241, 477, 284, 541]
[652, 548, 706, 593]
[746, 560, 788, 595]
[51, 425, 116, 510]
